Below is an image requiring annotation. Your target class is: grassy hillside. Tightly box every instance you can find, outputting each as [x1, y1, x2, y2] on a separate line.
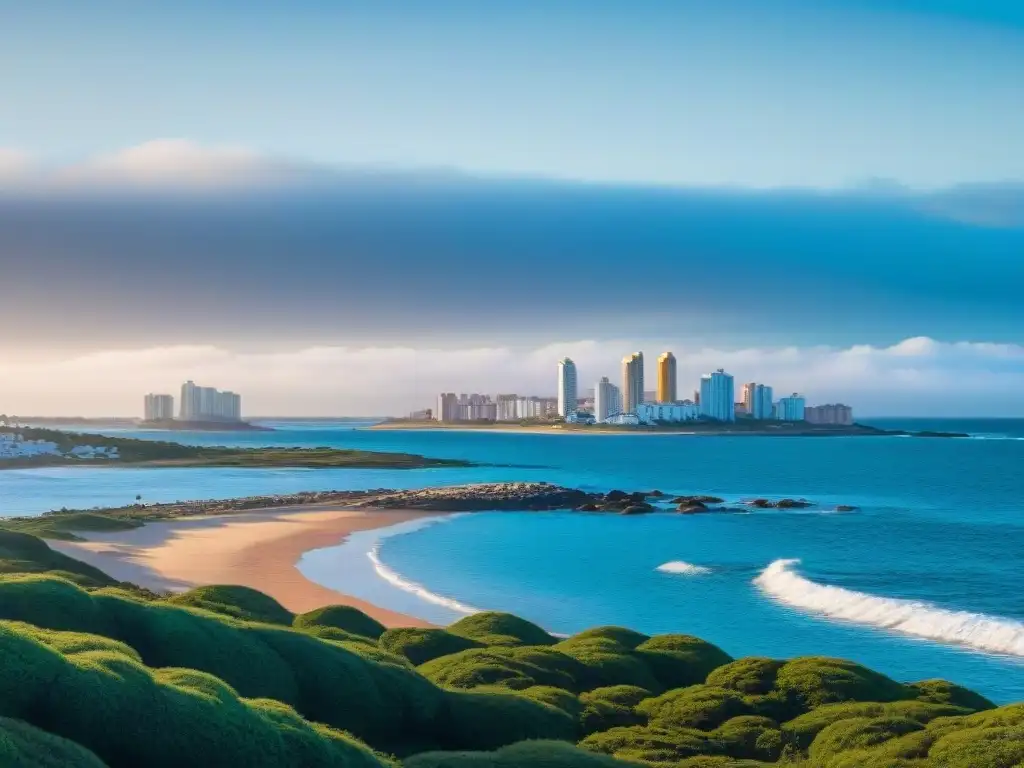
[0, 531, 1018, 767]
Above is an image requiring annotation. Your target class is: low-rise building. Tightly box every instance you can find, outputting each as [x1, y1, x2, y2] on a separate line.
[635, 401, 700, 425]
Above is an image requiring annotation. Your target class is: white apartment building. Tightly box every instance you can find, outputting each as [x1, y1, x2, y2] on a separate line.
[775, 393, 807, 421]
[699, 369, 735, 422]
[143, 393, 175, 421]
[495, 394, 518, 422]
[558, 358, 578, 418]
[635, 401, 700, 425]
[180, 381, 242, 422]
[594, 377, 622, 423]
[436, 393, 460, 422]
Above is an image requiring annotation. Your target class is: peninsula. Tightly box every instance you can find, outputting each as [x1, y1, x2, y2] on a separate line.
[0, 426, 471, 471]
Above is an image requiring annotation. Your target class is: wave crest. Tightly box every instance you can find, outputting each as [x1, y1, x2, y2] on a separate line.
[754, 559, 1024, 657]
[657, 561, 712, 575]
[367, 544, 480, 616]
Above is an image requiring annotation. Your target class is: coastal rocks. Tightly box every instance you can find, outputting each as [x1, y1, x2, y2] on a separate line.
[620, 504, 655, 515]
[747, 498, 814, 509]
[358, 482, 600, 512]
[676, 503, 709, 515]
[671, 495, 725, 505]
[576, 503, 600, 512]
[834, 505, 859, 512]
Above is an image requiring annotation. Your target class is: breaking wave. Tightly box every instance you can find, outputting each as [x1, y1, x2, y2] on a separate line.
[657, 561, 713, 575]
[754, 559, 1024, 657]
[368, 544, 480, 615]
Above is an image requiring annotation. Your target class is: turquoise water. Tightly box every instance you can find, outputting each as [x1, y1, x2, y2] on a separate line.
[3, 418, 1023, 701]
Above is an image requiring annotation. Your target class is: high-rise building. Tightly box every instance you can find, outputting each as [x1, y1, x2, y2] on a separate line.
[179, 381, 241, 421]
[495, 394, 518, 422]
[436, 393, 459, 422]
[741, 383, 757, 413]
[775, 393, 807, 421]
[558, 358, 578, 418]
[699, 369, 735, 422]
[622, 352, 644, 414]
[754, 384, 773, 420]
[594, 377, 622, 423]
[657, 352, 677, 403]
[805, 403, 854, 425]
[143, 394, 175, 421]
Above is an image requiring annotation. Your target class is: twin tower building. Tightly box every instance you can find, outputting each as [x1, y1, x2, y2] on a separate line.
[560, 352, 720, 423]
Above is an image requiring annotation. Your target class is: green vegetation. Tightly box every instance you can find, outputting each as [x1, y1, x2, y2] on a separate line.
[0, 426, 471, 470]
[0, 530, 1016, 766]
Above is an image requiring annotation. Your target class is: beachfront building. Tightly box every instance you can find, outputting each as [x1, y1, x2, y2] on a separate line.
[635, 401, 699, 425]
[775, 393, 807, 421]
[657, 352, 677, 403]
[740, 383, 774, 419]
[805, 403, 854, 425]
[436, 393, 459, 422]
[605, 412, 640, 426]
[622, 352, 644, 414]
[558, 358, 578, 418]
[180, 381, 242, 422]
[496, 394, 518, 422]
[143, 393, 174, 421]
[699, 369, 735, 422]
[594, 377, 622, 423]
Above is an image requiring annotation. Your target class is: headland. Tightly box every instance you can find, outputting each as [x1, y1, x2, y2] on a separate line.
[0, 426, 472, 471]
[137, 418, 274, 432]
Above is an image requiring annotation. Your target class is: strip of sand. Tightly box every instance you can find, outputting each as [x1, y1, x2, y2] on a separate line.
[49, 505, 440, 627]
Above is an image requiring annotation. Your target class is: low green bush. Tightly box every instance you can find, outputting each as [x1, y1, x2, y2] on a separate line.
[638, 686, 752, 731]
[0, 715, 109, 768]
[773, 656, 911, 710]
[554, 636, 663, 692]
[294, 605, 387, 640]
[165, 584, 294, 625]
[634, 635, 734, 690]
[380, 627, 484, 665]
[705, 658, 783, 695]
[417, 647, 582, 691]
[405, 739, 639, 767]
[581, 685, 654, 709]
[448, 612, 557, 647]
[910, 678, 996, 710]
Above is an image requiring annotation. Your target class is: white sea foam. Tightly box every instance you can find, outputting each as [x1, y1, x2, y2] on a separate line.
[367, 530, 480, 616]
[657, 561, 713, 575]
[754, 559, 1024, 657]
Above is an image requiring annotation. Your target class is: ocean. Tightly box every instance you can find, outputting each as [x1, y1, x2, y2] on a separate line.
[2, 418, 1022, 702]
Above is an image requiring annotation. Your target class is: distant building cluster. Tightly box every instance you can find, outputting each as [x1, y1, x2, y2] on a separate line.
[429, 350, 853, 427]
[0, 432, 119, 460]
[143, 382, 243, 423]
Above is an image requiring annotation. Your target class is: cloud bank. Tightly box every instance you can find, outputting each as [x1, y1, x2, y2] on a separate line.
[4, 337, 1023, 417]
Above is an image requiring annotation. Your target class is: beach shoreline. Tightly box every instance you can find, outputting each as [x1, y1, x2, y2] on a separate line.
[48, 503, 440, 627]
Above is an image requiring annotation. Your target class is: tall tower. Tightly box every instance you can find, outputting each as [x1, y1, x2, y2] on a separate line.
[594, 377, 622, 423]
[657, 352, 677, 403]
[557, 358, 578, 418]
[621, 352, 644, 414]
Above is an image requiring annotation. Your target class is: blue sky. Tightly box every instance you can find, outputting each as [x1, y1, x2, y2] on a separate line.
[2, 0, 1022, 189]
[1, 1, 1022, 413]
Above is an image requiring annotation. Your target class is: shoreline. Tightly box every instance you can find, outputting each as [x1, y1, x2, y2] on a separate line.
[368, 422, 967, 438]
[48, 503, 439, 627]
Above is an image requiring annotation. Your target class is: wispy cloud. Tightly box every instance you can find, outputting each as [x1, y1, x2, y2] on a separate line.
[4, 337, 1023, 417]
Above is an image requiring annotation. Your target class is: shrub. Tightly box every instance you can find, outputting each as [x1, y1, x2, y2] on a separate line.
[554, 637, 662, 692]
[773, 656, 910, 710]
[638, 686, 752, 731]
[417, 647, 582, 691]
[433, 689, 577, 751]
[712, 716, 783, 761]
[910, 678, 996, 711]
[705, 658, 783, 695]
[405, 739, 639, 767]
[293, 605, 386, 640]
[0, 715, 109, 768]
[165, 585, 294, 625]
[634, 635, 733, 690]
[569, 627, 650, 650]
[581, 685, 654, 709]
[580, 724, 716, 763]
[808, 716, 925, 763]
[448, 612, 557, 647]
[379, 627, 484, 665]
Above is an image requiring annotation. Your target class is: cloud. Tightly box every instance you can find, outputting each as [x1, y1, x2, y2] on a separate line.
[3, 337, 1023, 417]
[0, 148, 34, 179]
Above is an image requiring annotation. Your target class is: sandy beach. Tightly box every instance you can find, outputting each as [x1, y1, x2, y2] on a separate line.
[49, 504, 440, 627]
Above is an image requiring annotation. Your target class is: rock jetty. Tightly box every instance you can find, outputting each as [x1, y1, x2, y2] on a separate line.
[356, 483, 658, 514]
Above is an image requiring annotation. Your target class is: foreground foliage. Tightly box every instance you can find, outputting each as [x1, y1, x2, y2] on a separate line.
[0, 532, 1017, 767]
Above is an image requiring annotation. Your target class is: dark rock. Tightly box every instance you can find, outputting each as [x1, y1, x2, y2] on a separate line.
[749, 498, 772, 508]
[621, 504, 654, 515]
[629, 492, 647, 503]
[775, 498, 813, 509]
[676, 504, 709, 515]
[677, 500, 707, 510]
[647, 490, 664, 497]
[606, 490, 629, 502]
[576, 503, 600, 512]
[671, 495, 725, 505]
[834, 504, 858, 512]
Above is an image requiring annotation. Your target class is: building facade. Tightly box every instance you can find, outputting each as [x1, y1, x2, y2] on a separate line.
[179, 381, 241, 422]
[436, 393, 459, 422]
[699, 369, 735, 422]
[594, 377, 622, 423]
[143, 393, 174, 421]
[558, 358, 578, 418]
[621, 352, 644, 414]
[775, 393, 807, 421]
[805, 403, 853, 425]
[656, 352, 677, 403]
[495, 394, 518, 422]
[635, 401, 699, 425]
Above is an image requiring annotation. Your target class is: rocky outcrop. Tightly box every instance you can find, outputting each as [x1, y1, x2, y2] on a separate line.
[834, 504, 859, 512]
[747, 498, 814, 509]
[672, 495, 725, 505]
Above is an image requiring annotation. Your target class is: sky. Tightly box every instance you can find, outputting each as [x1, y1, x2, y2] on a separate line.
[0, 0, 1022, 415]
